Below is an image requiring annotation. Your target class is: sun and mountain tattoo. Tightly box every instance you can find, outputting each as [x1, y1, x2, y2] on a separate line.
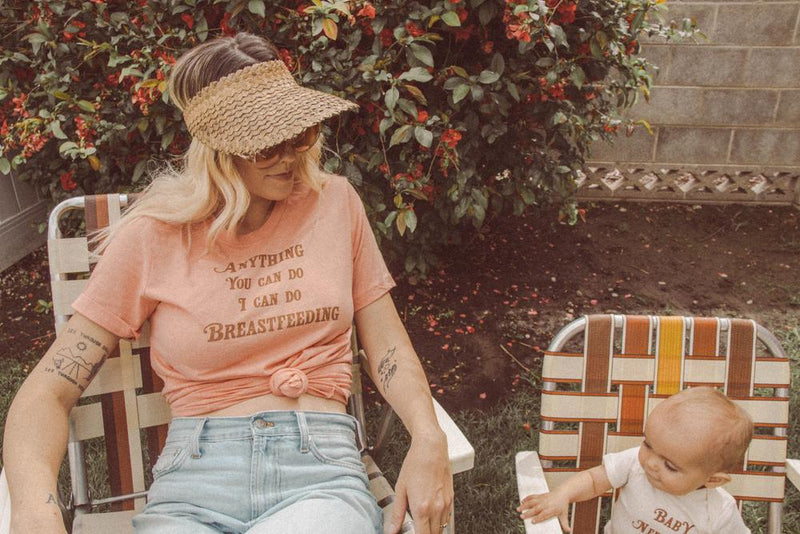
[43, 327, 109, 392]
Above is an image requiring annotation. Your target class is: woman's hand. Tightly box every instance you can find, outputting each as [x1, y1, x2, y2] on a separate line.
[386, 430, 453, 534]
[354, 294, 454, 534]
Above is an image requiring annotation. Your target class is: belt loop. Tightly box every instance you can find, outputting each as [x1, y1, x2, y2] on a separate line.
[353, 416, 367, 453]
[295, 411, 309, 453]
[189, 417, 207, 459]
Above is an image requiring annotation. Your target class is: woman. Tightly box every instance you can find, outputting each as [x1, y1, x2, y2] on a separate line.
[3, 33, 452, 534]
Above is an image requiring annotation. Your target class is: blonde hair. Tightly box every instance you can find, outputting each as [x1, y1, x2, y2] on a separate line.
[95, 33, 325, 252]
[657, 387, 754, 473]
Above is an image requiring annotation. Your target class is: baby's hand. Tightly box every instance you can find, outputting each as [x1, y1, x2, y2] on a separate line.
[517, 491, 571, 532]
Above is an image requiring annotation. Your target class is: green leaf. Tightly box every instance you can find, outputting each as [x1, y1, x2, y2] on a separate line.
[389, 124, 413, 147]
[120, 67, 143, 79]
[548, 24, 567, 48]
[441, 11, 461, 27]
[59, 141, 78, 154]
[404, 84, 428, 105]
[452, 84, 470, 104]
[248, 0, 266, 17]
[570, 66, 586, 89]
[478, 70, 500, 84]
[409, 43, 434, 67]
[26, 33, 48, 45]
[77, 100, 96, 113]
[507, 82, 520, 102]
[443, 77, 466, 91]
[451, 66, 469, 78]
[552, 112, 568, 125]
[322, 18, 339, 40]
[414, 126, 433, 148]
[535, 57, 555, 68]
[108, 53, 131, 67]
[398, 67, 433, 83]
[196, 16, 209, 41]
[396, 210, 407, 236]
[53, 91, 70, 100]
[0, 158, 10, 175]
[596, 31, 608, 49]
[405, 209, 418, 233]
[132, 159, 148, 183]
[50, 121, 67, 139]
[490, 53, 505, 76]
[385, 86, 399, 112]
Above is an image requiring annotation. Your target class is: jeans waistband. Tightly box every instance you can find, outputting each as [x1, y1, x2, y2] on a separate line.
[166, 411, 360, 453]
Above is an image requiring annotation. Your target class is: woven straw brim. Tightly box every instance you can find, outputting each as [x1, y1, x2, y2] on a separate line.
[183, 61, 358, 157]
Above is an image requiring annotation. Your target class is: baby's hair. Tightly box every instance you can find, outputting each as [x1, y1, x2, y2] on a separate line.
[658, 387, 753, 472]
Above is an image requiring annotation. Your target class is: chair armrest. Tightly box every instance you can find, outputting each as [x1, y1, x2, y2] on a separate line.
[0, 469, 10, 534]
[787, 458, 800, 490]
[515, 451, 562, 534]
[432, 399, 474, 475]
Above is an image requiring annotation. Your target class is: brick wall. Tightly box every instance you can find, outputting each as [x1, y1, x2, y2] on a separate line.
[586, 0, 800, 196]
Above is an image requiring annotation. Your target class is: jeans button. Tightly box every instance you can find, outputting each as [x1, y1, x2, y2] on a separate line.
[254, 418, 274, 429]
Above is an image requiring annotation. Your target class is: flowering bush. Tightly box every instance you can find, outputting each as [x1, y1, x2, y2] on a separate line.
[0, 0, 695, 273]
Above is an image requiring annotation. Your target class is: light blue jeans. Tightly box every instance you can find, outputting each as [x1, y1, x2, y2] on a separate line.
[132, 411, 381, 533]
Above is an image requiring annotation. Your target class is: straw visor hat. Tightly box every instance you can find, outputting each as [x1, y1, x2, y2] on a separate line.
[182, 60, 358, 157]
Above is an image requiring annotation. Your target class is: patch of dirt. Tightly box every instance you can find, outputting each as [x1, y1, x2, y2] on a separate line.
[2, 203, 799, 412]
[391, 202, 800, 411]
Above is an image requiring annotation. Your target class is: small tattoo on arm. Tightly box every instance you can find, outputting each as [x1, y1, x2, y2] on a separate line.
[378, 347, 398, 392]
[46, 493, 57, 505]
[44, 329, 110, 392]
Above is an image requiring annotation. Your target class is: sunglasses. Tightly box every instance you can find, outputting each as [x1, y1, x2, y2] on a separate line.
[248, 124, 321, 163]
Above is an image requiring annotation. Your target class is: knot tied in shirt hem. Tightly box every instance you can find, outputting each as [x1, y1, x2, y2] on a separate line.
[270, 368, 309, 398]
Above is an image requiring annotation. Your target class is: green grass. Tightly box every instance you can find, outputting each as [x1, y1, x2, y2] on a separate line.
[1, 327, 798, 533]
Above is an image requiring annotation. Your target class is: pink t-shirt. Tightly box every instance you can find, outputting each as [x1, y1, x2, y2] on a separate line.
[72, 175, 396, 416]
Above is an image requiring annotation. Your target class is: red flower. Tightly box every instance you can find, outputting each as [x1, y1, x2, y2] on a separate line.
[417, 110, 429, 123]
[60, 170, 77, 191]
[379, 28, 393, 47]
[278, 48, 296, 71]
[180, 13, 194, 29]
[441, 129, 462, 148]
[558, 3, 577, 24]
[483, 41, 494, 54]
[221, 12, 235, 36]
[405, 22, 425, 37]
[457, 8, 468, 23]
[356, 3, 376, 19]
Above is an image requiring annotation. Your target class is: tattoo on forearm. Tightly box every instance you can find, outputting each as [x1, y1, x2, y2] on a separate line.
[44, 328, 110, 392]
[378, 347, 398, 392]
[46, 493, 57, 505]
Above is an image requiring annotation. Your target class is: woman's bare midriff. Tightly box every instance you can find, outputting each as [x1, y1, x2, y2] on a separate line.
[194, 392, 347, 418]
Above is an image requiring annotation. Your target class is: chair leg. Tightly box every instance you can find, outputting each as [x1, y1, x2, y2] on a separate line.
[767, 501, 782, 534]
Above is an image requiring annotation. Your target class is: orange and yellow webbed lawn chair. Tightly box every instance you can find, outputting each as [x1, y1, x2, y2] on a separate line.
[516, 314, 798, 534]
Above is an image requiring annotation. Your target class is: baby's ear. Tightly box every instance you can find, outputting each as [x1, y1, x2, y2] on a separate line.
[704, 472, 731, 489]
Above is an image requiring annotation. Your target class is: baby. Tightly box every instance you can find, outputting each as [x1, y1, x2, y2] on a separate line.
[518, 387, 753, 533]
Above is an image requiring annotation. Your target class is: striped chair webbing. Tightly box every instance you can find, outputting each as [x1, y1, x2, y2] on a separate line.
[83, 194, 168, 511]
[540, 315, 790, 517]
[571, 315, 613, 533]
[617, 315, 651, 434]
[362, 454, 415, 533]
